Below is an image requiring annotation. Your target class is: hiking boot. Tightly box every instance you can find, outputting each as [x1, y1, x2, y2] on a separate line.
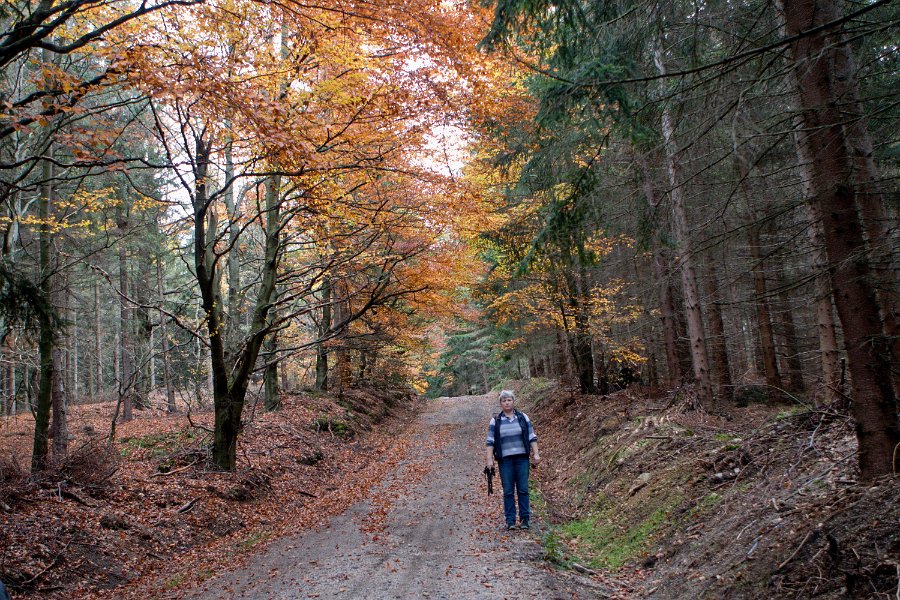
[505, 523, 516, 531]
[519, 521, 530, 530]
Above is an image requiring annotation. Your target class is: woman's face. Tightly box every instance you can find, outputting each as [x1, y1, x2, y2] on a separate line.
[500, 395, 515, 412]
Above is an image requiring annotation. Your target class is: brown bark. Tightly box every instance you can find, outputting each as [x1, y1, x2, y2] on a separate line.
[778, 0, 899, 477]
[747, 211, 781, 395]
[31, 127, 54, 472]
[654, 251, 682, 388]
[333, 281, 351, 395]
[315, 277, 330, 392]
[804, 211, 841, 404]
[570, 263, 596, 394]
[704, 264, 733, 402]
[117, 208, 132, 422]
[3, 334, 14, 416]
[775, 269, 806, 394]
[94, 281, 101, 397]
[263, 327, 280, 411]
[50, 270, 67, 458]
[157, 258, 176, 413]
[654, 41, 714, 410]
[637, 151, 682, 388]
[830, 38, 899, 376]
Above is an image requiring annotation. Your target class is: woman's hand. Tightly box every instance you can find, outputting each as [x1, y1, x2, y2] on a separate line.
[531, 454, 540, 467]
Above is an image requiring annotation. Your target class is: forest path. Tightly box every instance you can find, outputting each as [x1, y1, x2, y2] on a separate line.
[184, 394, 605, 599]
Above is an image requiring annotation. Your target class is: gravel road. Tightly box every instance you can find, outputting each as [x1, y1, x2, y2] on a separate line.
[185, 394, 604, 599]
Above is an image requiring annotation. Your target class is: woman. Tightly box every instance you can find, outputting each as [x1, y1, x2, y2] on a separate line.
[485, 389, 540, 530]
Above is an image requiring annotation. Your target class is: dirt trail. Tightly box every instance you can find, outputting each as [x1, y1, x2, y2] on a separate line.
[184, 395, 604, 599]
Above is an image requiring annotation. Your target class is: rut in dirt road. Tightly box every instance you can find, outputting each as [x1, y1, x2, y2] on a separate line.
[184, 395, 604, 599]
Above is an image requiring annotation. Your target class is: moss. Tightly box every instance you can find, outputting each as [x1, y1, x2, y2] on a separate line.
[529, 485, 544, 508]
[687, 492, 723, 519]
[197, 568, 214, 582]
[774, 406, 805, 420]
[517, 378, 555, 403]
[313, 416, 351, 437]
[562, 505, 671, 569]
[119, 429, 196, 458]
[164, 574, 185, 590]
[237, 530, 272, 553]
[542, 529, 569, 565]
[558, 493, 682, 570]
[734, 482, 753, 494]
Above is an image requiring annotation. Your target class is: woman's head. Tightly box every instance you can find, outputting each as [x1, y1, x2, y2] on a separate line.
[499, 390, 516, 411]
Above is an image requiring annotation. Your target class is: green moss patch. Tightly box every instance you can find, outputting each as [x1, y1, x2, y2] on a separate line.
[560, 498, 679, 570]
[119, 429, 197, 458]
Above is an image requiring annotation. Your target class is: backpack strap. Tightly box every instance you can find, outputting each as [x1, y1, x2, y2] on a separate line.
[515, 410, 530, 452]
[493, 412, 503, 462]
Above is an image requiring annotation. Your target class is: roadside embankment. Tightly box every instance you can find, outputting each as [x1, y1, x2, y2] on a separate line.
[516, 379, 899, 599]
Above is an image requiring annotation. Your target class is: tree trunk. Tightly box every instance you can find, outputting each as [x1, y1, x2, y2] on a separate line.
[50, 270, 68, 458]
[223, 132, 243, 367]
[704, 264, 733, 403]
[134, 261, 151, 408]
[775, 268, 806, 394]
[315, 277, 331, 392]
[555, 327, 567, 380]
[31, 131, 55, 472]
[206, 157, 282, 469]
[117, 185, 133, 422]
[263, 329, 280, 411]
[68, 286, 76, 399]
[653, 248, 682, 388]
[94, 281, 101, 398]
[778, 0, 899, 477]
[747, 219, 781, 395]
[733, 142, 783, 396]
[831, 38, 899, 378]
[3, 334, 14, 416]
[333, 283, 351, 395]
[637, 151, 682, 388]
[157, 258, 176, 413]
[654, 41, 714, 410]
[570, 265, 596, 395]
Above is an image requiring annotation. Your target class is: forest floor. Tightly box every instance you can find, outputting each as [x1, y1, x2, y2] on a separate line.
[0, 382, 897, 599]
[0, 386, 431, 599]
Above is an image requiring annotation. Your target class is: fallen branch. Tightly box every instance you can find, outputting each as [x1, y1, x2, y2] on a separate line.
[298, 490, 318, 498]
[777, 529, 816, 571]
[176, 498, 198, 514]
[18, 542, 71, 587]
[186, 409, 213, 434]
[150, 460, 200, 478]
[57, 489, 95, 507]
[571, 562, 597, 575]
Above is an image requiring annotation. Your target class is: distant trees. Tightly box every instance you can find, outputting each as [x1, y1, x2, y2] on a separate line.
[475, 0, 898, 476]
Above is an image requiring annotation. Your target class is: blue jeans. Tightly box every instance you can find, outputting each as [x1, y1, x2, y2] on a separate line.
[498, 455, 530, 525]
